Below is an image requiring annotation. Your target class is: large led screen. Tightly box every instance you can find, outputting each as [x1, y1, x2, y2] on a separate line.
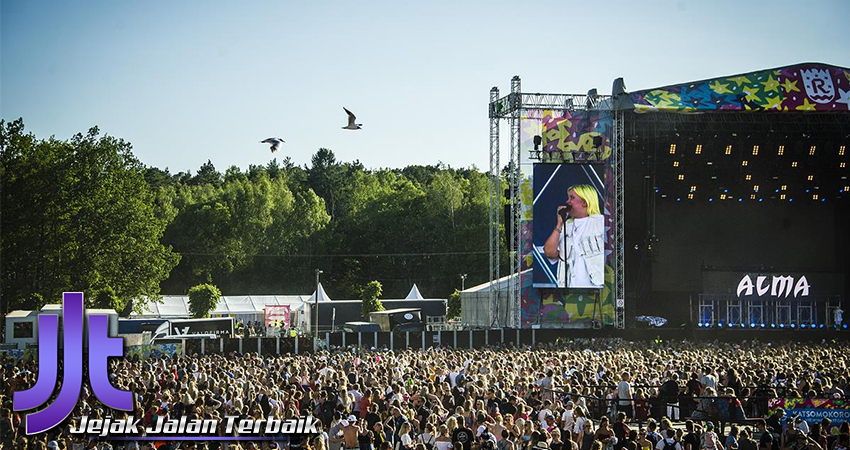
[532, 163, 606, 289]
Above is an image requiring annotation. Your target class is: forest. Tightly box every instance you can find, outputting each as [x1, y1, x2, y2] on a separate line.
[0, 119, 510, 313]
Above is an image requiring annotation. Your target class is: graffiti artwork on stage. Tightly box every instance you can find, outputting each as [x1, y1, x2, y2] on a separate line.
[519, 111, 616, 327]
[631, 63, 850, 113]
[538, 109, 613, 162]
[768, 398, 850, 425]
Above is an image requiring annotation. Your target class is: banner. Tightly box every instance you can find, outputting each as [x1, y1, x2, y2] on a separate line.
[265, 305, 291, 329]
[768, 398, 850, 424]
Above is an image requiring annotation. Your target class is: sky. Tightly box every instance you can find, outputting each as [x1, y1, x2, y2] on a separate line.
[2, 0, 849, 174]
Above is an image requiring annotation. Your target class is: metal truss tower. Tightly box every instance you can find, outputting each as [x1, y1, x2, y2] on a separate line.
[613, 111, 626, 329]
[488, 87, 501, 319]
[489, 78, 625, 329]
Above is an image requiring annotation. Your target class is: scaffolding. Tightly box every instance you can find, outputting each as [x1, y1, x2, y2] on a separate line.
[488, 78, 625, 329]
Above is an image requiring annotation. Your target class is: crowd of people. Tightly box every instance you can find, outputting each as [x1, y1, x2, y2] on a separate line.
[1, 339, 848, 450]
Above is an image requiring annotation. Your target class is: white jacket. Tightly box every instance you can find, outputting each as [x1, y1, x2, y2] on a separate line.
[548, 214, 604, 287]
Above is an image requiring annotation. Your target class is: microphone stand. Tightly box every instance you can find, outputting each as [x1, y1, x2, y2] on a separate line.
[560, 210, 569, 288]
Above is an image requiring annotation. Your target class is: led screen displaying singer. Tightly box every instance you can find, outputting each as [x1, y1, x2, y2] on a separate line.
[542, 184, 604, 288]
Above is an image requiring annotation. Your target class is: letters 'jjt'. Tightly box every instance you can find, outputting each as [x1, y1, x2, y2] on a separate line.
[13, 292, 132, 435]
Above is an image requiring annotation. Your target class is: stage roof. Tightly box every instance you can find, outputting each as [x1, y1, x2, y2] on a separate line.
[630, 63, 850, 113]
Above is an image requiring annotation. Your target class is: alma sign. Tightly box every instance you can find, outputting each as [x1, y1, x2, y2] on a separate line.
[736, 275, 810, 298]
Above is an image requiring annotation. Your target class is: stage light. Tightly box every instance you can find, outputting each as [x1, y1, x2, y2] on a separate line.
[800, 323, 807, 329]
[709, 198, 714, 202]
[808, 175, 814, 181]
[819, 324, 825, 329]
[809, 145, 816, 156]
[688, 194, 694, 200]
[695, 144, 702, 155]
[840, 145, 846, 156]
[676, 197, 681, 202]
[724, 189, 729, 193]
[678, 174, 685, 180]
[753, 145, 759, 156]
[792, 161, 798, 167]
[813, 194, 819, 200]
[760, 323, 766, 328]
[779, 324, 786, 328]
[750, 323, 756, 328]
[697, 322, 703, 328]
[759, 199, 763, 202]
[742, 160, 748, 167]
[843, 324, 847, 329]
[740, 323, 746, 328]
[725, 145, 732, 155]
[720, 194, 727, 200]
[845, 186, 849, 192]
[789, 198, 794, 202]
[770, 323, 776, 328]
[791, 323, 797, 328]
[669, 144, 677, 154]
[806, 189, 811, 193]
[745, 174, 752, 181]
[778, 145, 785, 156]
[690, 185, 697, 192]
[738, 198, 743, 202]
[822, 198, 826, 202]
[782, 185, 787, 191]
[718, 322, 724, 328]
[654, 188, 659, 193]
[673, 161, 679, 167]
[841, 162, 847, 168]
[751, 194, 757, 200]
[754, 185, 759, 192]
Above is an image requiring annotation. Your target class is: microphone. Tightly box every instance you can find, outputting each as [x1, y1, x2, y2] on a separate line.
[558, 204, 571, 221]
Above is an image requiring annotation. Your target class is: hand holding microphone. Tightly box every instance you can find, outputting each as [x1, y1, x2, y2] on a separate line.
[557, 204, 572, 224]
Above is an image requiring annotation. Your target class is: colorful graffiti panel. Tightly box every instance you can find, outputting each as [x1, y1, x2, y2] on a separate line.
[519, 111, 616, 327]
[631, 63, 850, 113]
[539, 110, 614, 162]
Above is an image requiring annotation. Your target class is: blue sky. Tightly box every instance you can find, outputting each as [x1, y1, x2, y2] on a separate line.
[2, 0, 849, 173]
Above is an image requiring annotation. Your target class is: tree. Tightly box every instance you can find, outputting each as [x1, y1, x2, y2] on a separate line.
[0, 120, 180, 313]
[92, 286, 125, 312]
[188, 284, 222, 318]
[447, 289, 461, 320]
[360, 280, 385, 318]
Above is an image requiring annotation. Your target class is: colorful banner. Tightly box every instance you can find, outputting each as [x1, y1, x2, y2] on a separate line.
[540, 110, 613, 162]
[631, 63, 850, 113]
[126, 343, 181, 360]
[264, 305, 291, 328]
[520, 111, 616, 327]
[768, 398, 850, 425]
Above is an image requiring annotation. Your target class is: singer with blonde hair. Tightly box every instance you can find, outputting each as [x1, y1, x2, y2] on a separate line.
[543, 184, 604, 288]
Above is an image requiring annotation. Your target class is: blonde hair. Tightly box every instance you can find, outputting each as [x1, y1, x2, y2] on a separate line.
[568, 184, 601, 216]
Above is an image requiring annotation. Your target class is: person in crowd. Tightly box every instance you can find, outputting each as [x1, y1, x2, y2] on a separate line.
[682, 421, 700, 450]
[655, 429, 681, 450]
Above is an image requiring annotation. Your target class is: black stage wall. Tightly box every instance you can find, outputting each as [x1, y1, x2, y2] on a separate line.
[624, 111, 850, 327]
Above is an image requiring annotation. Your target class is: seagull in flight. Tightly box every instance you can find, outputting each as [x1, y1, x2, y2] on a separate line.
[261, 138, 285, 153]
[342, 107, 362, 130]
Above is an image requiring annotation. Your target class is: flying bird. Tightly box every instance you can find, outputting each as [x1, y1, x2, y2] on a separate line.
[261, 138, 285, 153]
[342, 107, 362, 130]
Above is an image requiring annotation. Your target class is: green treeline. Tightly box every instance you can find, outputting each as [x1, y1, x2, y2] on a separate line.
[1, 120, 509, 312]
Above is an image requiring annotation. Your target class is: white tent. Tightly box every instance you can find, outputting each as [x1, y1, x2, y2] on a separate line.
[405, 284, 424, 300]
[134, 295, 311, 326]
[306, 282, 332, 303]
